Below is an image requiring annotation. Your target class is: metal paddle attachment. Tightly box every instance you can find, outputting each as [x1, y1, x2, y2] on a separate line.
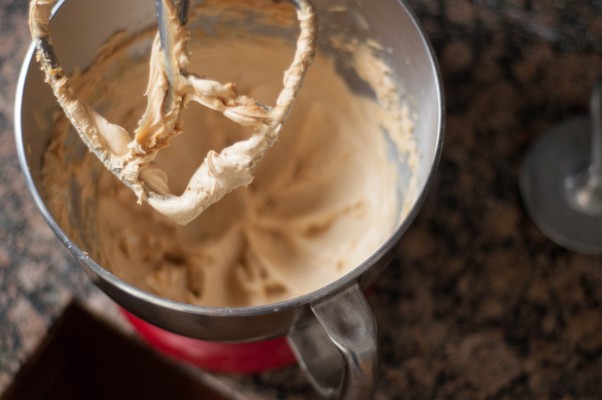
[29, 0, 317, 225]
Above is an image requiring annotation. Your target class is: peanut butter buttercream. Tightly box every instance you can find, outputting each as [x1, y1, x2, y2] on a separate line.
[42, 11, 417, 307]
[31, 0, 316, 225]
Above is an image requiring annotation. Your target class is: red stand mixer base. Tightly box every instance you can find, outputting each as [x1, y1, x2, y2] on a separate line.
[121, 309, 296, 373]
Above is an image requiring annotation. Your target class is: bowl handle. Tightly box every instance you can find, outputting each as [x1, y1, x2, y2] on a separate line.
[288, 283, 377, 399]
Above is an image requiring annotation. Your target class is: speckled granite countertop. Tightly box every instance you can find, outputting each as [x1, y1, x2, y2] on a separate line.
[2, 0, 602, 399]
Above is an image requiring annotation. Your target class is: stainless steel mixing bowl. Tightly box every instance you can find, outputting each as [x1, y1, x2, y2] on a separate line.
[16, 0, 443, 398]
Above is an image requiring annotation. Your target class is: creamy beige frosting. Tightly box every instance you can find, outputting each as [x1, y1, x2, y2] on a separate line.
[41, 8, 417, 308]
[30, 0, 316, 225]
